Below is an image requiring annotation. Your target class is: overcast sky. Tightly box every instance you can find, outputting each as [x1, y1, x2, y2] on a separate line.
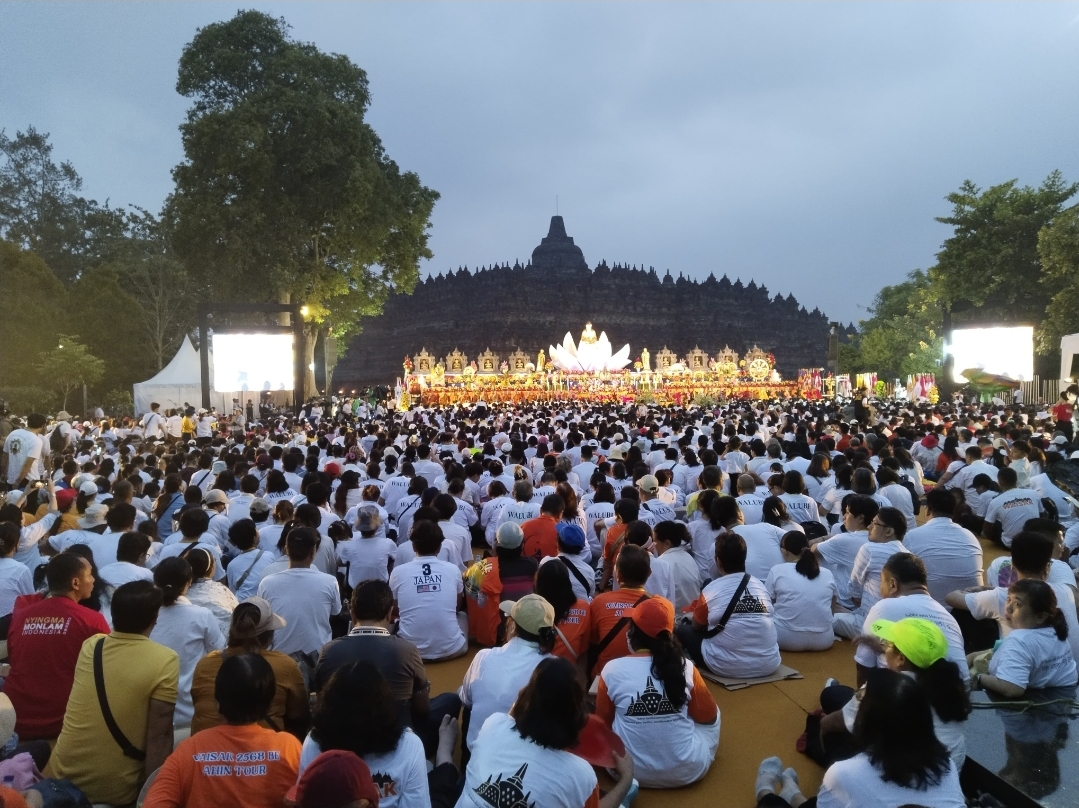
[3, 2, 1078, 324]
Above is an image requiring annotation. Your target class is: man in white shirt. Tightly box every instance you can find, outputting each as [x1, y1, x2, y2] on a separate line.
[983, 467, 1042, 548]
[225, 475, 260, 524]
[902, 487, 984, 604]
[433, 494, 473, 566]
[735, 474, 766, 525]
[165, 410, 183, 441]
[636, 475, 676, 524]
[412, 444, 444, 486]
[226, 518, 277, 600]
[570, 445, 598, 489]
[833, 507, 908, 639]
[257, 526, 342, 657]
[941, 446, 997, 496]
[140, 403, 166, 441]
[496, 481, 541, 533]
[389, 520, 468, 661]
[2, 413, 47, 487]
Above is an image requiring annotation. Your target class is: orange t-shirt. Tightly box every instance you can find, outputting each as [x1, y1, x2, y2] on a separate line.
[594, 654, 718, 725]
[602, 523, 628, 566]
[142, 723, 301, 808]
[552, 598, 591, 663]
[464, 557, 504, 648]
[521, 515, 559, 562]
[588, 588, 647, 677]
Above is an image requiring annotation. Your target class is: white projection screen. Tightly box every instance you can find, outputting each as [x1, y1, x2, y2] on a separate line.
[213, 333, 295, 392]
[949, 326, 1033, 383]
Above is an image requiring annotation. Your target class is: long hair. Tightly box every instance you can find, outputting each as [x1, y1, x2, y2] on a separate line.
[629, 623, 689, 711]
[534, 561, 577, 624]
[334, 470, 361, 516]
[914, 658, 972, 724]
[855, 669, 950, 790]
[312, 661, 403, 756]
[781, 530, 819, 579]
[761, 496, 790, 527]
[511, 657, 588, 750]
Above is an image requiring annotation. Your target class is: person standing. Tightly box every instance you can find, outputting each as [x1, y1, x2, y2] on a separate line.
[2, 413, 47, 488]
[45, 580, 179, 806]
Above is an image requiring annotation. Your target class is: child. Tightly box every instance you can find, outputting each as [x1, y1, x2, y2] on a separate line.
[1008, 440, 1032, 489]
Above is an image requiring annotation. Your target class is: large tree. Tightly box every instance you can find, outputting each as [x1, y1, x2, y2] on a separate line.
[1038, 204, 1079, 354]
[166, 10, 439, 397]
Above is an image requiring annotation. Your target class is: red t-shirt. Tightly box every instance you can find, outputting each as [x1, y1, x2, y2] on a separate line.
[5, 596, 111, 739]
[1052, 401, 1074, 423]
[521, 515, 559, 562]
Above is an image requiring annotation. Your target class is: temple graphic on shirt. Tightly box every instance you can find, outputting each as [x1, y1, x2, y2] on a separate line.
[733, 592, 770, 615]
[626, 676, 679, 717]
[474, 763, 536, 808]
[371, 771, 397, 799]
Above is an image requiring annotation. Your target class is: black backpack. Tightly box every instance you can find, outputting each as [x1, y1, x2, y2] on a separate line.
[49, 426, 66, 454]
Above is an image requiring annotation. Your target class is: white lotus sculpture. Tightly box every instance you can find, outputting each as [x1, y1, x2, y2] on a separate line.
[549, 323, 632, 373]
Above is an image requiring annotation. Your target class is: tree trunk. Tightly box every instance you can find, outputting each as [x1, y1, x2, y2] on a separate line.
[939, 304, 955, 400]
[303, 323, 319, 400]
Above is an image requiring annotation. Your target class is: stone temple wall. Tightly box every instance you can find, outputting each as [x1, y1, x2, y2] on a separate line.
[335, 217, 833, 385]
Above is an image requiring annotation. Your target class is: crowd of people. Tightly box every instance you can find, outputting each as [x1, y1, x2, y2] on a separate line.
[0, 385, 1076, 807]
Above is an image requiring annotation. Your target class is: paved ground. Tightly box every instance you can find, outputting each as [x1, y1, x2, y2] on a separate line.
[426, 531, 1009, 807]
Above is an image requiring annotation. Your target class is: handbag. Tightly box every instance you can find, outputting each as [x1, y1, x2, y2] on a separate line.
[700, 573, 751, 639]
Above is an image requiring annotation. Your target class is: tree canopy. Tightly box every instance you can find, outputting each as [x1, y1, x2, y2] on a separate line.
[166, 10, 439, 396]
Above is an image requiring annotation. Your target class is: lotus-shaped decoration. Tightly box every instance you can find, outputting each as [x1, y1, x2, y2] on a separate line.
[549, 324, 632, 373]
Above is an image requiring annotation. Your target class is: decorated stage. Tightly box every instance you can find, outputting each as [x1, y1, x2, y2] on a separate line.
[401, 325, 818, 407]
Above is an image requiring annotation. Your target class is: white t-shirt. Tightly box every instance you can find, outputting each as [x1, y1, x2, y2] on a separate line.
[854, 593, 968, 672]
[736, 493, 766, 525]
[697, 573, 781, 679]
[598, 654, 719, 788]
[381, 475, 412, 515]
[584, 502, 615, 558]
[983, 488, 1042, 547]
[300, 730, 430, 808]
[986, 556, 1075, 589]
[97, 561, 154, 588]
[256, 567, 342, 655]
[458, 638, 550, 747]
[394, 539, 464, 570]
[150, 539, 228, 583]
[497, 501, 541, 531]
[765, 562, 837, 635]
[990, 626, 1079, 690]
[901, 517, 983, 604]
[336, 536, 398, 586]
[877, 483, 916, 530]
[687, 521, 722, 583]
[225, 548, 278, 600]
[0, 557, 34, 617]
[3, 429, 43, 484]
[438, 520, 473, 566]
[966, 583, 1079, 665]
[779, 493, 823, 525]
[390, 555, 466, 660]
[816, 753, 965, 808]
[456, 712, 597, 808]
[149, 597, 226, 725]
[641, 499, 677, 525]
[814, 530, 868, 607]
[732, 522, 787, 581]
[849, 540, 906, 619]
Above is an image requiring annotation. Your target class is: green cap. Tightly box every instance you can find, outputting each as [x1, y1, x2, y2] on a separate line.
[871, 617, 948, 670]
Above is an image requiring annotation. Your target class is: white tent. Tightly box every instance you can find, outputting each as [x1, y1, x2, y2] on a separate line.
[133, 336, 228, 415]
[1061, 333, 1079, 383]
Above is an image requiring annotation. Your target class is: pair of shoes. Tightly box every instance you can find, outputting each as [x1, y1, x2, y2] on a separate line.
[824, 677, 839, 688]
[755, 757, 802, 803]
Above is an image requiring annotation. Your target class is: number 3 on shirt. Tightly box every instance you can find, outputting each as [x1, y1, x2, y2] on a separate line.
[422, 563, 432, 576]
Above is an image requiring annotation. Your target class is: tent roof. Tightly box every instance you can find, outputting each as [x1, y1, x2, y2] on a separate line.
[136, 336, 209, 386]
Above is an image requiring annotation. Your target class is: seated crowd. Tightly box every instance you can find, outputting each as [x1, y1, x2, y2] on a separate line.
[0, 389, 1076, 807]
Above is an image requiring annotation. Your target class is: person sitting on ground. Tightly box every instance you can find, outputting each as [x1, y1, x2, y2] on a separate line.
[983, 466, 1043, 548]
[458, 656, 635, 808]
[287, 750, 382, 808]
[652, 520, 700, 610]
[597, 497, 640, 591]
[521, 493, 564, 562]
[190, 596, 309, 738]
[765, 531, 838, 652]
[151, 507, 227, 581]
[224, 518, 274, 601]
[596, 597, 720, 787]
[336, 505, 397, 587]
[3, 552, 110, 742]
[45, 580, 179, 807]
[314, 580, 460, 758]
[676, 532, 781, 680]
[150, 556, 226, 733]
[901, 487, 983, 604]
[539, 521, 595, 602]
[185, 544, 239, 637]
[143, 653, 302, 808]
[755, 669, 966, 808]
[972, 578, 1079, 698]
[463, 521, 538, 647]
[816, 618, 971, 770]
[459, 594, 556, 755]
[389, 519, 467, 661]
[589, 544, 652, 678]
[811, 494, 877, 609]
[301, 661, 455, 807]
[534, 560, 591, 670]
[0, 522, 34, 628]
[832, 507, 907, 640]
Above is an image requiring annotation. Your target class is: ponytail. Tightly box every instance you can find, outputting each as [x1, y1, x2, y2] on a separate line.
[631, 623, 689, 711]
[278, 519, 296, 554]
[782, 530, 819, 580]
[1010, 579, 1068, 642]
[915, 658, 971, 723]
[1051, 607, 1069, 642]
[153, 556, 192, 606]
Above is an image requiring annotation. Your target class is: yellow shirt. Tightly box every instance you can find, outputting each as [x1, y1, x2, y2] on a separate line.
[46, 632, 179, 806]
[182, 416, 196, 434]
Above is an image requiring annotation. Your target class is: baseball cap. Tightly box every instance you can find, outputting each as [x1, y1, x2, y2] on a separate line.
[871, 618, 948, 670]
[203, 489, 229, 506]
[636, 474, 659, 494]
[55, 487, 77, 511]
[556, 522, 586, 550]
[232, 596, 287, 637]
[324, 462, 341, 477]
[248, 498, 271, 516]
[78, 480, 99, 496]
[356, 505, 382, 533]
[286, 750, 380, 808]
[500, 594, 555, 634]
[626, 597, 675, 638]
[495, 521, 524, 549]
[1052, 435, 1068, 445]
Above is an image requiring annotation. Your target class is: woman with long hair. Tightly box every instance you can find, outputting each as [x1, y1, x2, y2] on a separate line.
[765, 531, 838, 652]
[300, 661, 431, 805]
[333, 470, 363, 517]
[687, 493, 739, 583]
[189, 597, 309, 737]
[756, 669, 965, 807]
[150, 557, 226, 730]
[596, 597, 719, 787]
[803, 453, 832, 504]
[262, 469, 297, 502]
[185, 546, 238, 637]
[935, 435, 962, 477]
[460, 657, 635, 808]
[779, 471, 824, 526]
[533, 559, 590, 669]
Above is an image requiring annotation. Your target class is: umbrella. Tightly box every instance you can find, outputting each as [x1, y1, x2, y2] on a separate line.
[959, 368, 1020, 392]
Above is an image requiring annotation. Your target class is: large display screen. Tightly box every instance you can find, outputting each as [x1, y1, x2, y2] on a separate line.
[213, 333, 294, 392]
[949, 326, 1033, 383]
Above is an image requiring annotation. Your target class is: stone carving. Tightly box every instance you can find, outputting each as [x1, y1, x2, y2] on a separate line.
[445, 349, 467, 374]
[413, 349, 434, 375]
[476, 349, 499, 375]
